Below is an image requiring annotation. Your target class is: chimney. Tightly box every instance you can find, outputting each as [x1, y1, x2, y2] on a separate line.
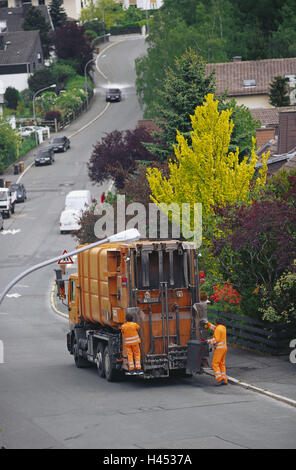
[22, 2, 33, 17]
[278, 111, 296, 154]
[0, 35, 5, 51]
[232, 56, 242, 62]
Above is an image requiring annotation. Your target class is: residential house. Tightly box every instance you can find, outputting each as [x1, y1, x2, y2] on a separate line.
[0, 30, 44, 90]
[122, 0, 163, 9]
[0, 3, 53, 30]
[206, 57, 296, 109]
[256, 110, 296, 176]
[0, 0, 88, 21]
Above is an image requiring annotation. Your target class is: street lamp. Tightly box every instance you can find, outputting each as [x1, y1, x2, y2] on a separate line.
[32, 84, 56, 146]
[84, 58, 94, 108]
[0, 229, 140, 306]
[32, 84, 56, 123]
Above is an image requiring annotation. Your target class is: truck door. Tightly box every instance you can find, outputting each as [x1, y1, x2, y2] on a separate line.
[68, 278, 78, 324]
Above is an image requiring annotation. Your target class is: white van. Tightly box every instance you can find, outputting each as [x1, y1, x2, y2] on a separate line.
[65, 190, 92, 211]
[59, 208, 81, 234]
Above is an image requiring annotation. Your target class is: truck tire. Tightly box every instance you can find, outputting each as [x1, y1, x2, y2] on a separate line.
[103, 345, 118, 382]
[96, 342, 106, 378]
[73, 338, 89, 368]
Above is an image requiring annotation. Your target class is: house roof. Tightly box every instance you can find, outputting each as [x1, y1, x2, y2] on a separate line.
[0, 5, 53, 32]
[206, 58, 296, 97]
[250, 106, 296, 127]
[0, 30, 41, 65]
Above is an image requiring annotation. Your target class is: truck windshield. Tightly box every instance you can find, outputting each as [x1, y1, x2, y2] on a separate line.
[0, 191, 7, 201]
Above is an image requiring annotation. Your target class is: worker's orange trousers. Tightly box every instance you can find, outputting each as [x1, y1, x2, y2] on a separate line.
[212, 348, 228, 383]
[126, 343, 141, 370]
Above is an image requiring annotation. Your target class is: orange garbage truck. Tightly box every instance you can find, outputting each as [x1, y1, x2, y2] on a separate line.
[57, 240, 209, 381]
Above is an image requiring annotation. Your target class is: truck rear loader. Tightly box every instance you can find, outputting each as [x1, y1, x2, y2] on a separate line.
[57, 240, 209, 381]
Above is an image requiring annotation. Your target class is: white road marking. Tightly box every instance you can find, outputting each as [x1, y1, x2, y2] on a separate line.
[1, 229, 21, 235]
[6, 293, 21, 298]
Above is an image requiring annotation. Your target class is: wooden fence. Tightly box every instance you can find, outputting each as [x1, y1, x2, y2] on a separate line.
[207, 310, 296, 355]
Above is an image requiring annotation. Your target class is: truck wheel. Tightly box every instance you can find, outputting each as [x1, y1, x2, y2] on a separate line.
[96, 342, 106, 378]
[103, 346, 118, 382]
[73, 338, 89, 368]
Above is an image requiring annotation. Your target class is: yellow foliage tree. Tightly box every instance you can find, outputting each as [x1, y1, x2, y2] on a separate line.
[147, 93, 268, 240]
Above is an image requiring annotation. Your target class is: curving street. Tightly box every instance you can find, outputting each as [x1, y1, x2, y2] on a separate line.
[0, 35, 296, 450]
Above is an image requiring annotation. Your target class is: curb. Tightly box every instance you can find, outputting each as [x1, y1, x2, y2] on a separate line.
[203, 369, 296, 408]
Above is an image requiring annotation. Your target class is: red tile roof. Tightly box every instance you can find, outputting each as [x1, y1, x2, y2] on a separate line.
[206, 58, 296, 96]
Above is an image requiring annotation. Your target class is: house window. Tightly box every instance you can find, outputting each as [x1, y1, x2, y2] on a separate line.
[38, 0, 45, 4]
[0, 1, 8, 7]
[243, 79, 256, 88]
[37, 52, 42, 64]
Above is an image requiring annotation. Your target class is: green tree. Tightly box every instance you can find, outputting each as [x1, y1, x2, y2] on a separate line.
[49, 0, 67, 29]
[270, 2, 296, 57]
[145, 48, 216, 160]
[0, 121, 21, 174]
[28, 67, 55, 94]
[22, 6, 52, 57]
[80, 0, 124, 29]
[4, 87, 20, 110]
[147, 94, 268, 219]
[269, 76, 290, 107]
[218, 99, 261, 158]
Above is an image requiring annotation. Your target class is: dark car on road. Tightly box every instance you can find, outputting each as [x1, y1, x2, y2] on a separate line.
[9, 183, 27, 203]
[106, 88, 121, 102]
[50, 136, 70, 153]
[35, 147, 54, 166]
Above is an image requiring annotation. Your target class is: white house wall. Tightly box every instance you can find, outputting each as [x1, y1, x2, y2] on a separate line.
[233, 94, 272, 109]
[0, 73, 28, 92]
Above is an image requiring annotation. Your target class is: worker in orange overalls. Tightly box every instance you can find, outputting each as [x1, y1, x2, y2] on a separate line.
[205, 318, 228, 386]
[121, 313, 144, 376]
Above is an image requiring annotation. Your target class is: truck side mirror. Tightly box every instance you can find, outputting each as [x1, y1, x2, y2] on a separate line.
[54, 269, 66, 300]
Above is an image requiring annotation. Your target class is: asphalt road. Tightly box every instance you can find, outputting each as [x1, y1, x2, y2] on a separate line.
[0, 36, 296, 450]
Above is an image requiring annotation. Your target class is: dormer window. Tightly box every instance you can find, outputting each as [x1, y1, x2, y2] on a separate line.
[243, 79, 256, 88]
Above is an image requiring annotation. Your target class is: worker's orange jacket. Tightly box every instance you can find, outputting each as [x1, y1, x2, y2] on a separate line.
[207, 322, 227, 349]
[121, 321, 141, 345]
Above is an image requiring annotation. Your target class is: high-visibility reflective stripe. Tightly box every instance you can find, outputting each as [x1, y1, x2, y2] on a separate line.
[124, 335, 139, 341]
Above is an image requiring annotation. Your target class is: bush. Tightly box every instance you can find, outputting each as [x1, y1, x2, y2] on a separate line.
[18, 137, 36, 157]
[28, 67, 55, 94]
[0, 123, 21, 174]
[4, 87, 21, 110]
[45, 110, 62, 122]
[65, 75, 92, 92]
[259, 265, 296, 323]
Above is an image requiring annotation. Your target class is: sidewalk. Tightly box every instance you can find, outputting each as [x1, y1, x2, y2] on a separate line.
[207, 345, 296, 405]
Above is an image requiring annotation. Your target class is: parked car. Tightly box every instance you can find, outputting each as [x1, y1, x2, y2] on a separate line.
[50, 136, 70, 152]
[34, 147, 54, 166]
[106, 88, 121, 102]
[18, 126, 35, 137]
[0, 212, 3, 231]
[8, 183, 26, 203]
[65, 190, 92, 211]
[59, 208, 81, 234]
